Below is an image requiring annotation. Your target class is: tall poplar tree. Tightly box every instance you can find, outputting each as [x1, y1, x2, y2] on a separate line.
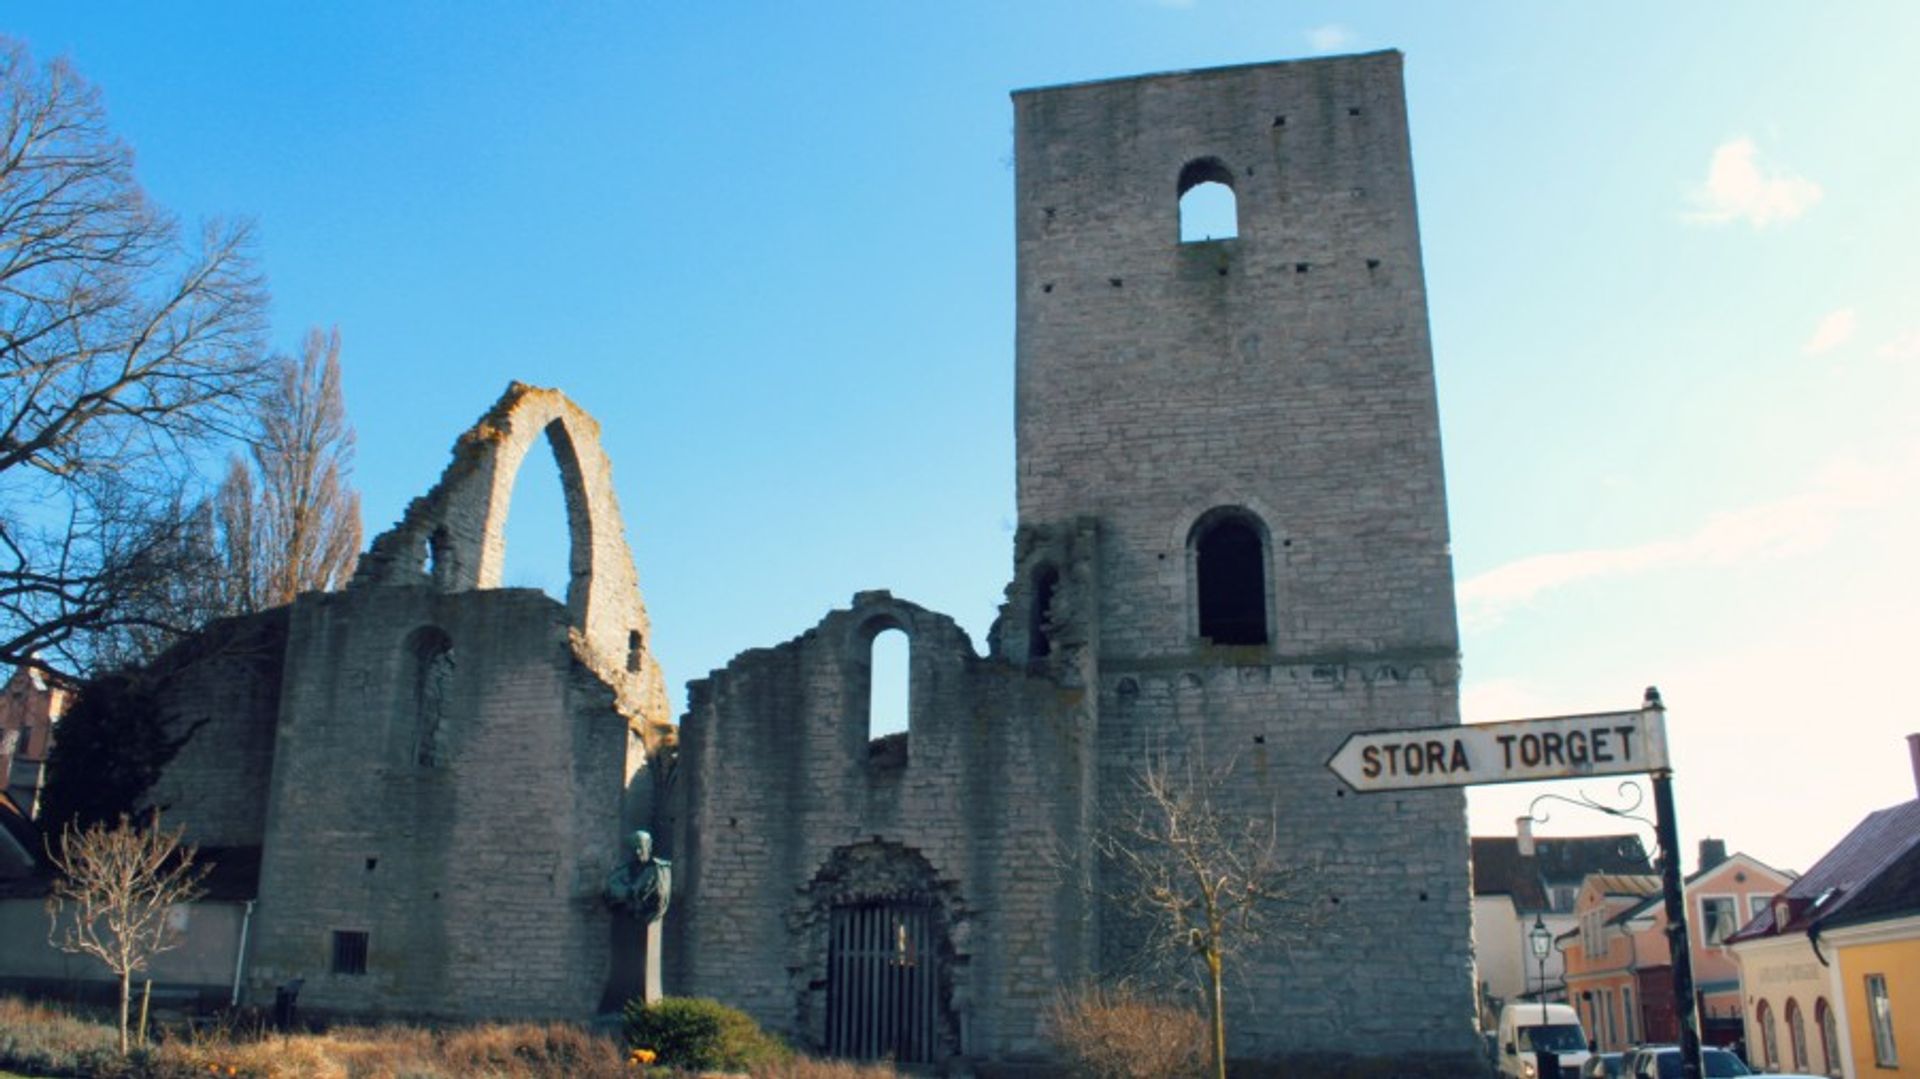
[215, 327, 362, 612]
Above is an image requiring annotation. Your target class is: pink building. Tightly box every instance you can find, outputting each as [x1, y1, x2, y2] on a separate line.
[1560, 841, 1794, 1052]
[0, 664, 67, 818]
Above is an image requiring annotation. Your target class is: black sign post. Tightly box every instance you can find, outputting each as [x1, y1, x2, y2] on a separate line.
[1326, 686, 1703, 1079]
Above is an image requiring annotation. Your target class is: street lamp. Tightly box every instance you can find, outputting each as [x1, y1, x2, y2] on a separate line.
[1529, 913, 1553, 1028]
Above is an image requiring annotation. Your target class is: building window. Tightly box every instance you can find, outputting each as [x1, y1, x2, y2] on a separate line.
[1748, 893, 1770, 921]
[863, 619, 911, 766]
[1756, 999, 1778, 1069]
[1785, 997, 1807, 1071]
[1867, 973, 1899, 1067]
[1622, 986, 1635, 1045]
[1177, 157, 1237, 243]
[1190, 509, 1268, 645]
[331, 930, 369, 975]
[1700, 896, 1738, 944]
[1814, 997, 1837, 1075]
[1028, 565, 1058, 661]
[407, 626, 455, 767]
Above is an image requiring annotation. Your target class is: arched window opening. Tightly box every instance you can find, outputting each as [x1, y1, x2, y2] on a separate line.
[499, 428, 572, 604]
[1192, 510, 1268, 645]
[1756, 1000, 1778, 1069]
[1786, 998, 1808, 1071]
[1028, 565, 1059, 661]
[867, 626, 910, 760]
[427, 525, 453, 586]
[627, 629, 643, 673]
[1815, 998, 1837, 1074]
[1178, 157, 1238, 243]
[407, 627, 455, 768]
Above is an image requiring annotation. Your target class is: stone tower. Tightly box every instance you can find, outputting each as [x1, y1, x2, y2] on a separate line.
[1007, 52, 1479, 1059]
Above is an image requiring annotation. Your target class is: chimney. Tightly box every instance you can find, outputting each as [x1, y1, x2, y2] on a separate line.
[1909, 733, 1920, 798]
[1698, 838, 1728, 873]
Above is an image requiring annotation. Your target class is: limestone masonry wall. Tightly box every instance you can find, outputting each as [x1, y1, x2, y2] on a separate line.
[244, 587, 632, 1019]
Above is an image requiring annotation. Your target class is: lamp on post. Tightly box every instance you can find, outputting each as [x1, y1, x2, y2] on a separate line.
[1529, 914, 1553, 1025]
[1530, 914, 1556, 1079]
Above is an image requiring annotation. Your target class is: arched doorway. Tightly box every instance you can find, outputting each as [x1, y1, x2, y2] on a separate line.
[798, 840, 962, 1065]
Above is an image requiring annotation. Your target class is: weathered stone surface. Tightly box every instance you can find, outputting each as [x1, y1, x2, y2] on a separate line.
[118, 385, 668, 1022]
[668, 52, 1480, 1071]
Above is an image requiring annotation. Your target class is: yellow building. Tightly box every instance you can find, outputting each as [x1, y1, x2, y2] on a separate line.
[1729, 771, 1919, 1077]
[1821, 847, 1919, 1076]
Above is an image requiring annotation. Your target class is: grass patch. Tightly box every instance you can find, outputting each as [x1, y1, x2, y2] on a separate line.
[0, 997, 905, 1077]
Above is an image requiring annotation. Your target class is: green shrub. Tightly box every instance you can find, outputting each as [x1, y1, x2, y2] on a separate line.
[623, 996, 793, 1071]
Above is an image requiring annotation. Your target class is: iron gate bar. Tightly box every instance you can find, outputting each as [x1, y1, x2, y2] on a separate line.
[827, 902, 939, 1064]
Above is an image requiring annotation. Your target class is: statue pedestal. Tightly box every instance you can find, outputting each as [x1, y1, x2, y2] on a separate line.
[643, 919, 663, 1004]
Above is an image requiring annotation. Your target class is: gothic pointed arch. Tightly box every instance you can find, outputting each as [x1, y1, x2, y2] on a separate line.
[351, 383, 667, 724]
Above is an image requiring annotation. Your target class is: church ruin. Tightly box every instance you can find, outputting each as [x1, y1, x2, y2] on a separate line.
[25, 50, 1483, 1074]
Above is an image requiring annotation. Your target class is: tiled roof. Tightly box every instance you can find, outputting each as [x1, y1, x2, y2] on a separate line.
[1471, 834, 1653, 910]
[0, 791, 38, 876]
[1725, 798, 1920, 944]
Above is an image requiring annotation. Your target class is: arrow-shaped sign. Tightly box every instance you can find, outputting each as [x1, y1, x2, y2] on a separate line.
[1325, 707, 1669, 793]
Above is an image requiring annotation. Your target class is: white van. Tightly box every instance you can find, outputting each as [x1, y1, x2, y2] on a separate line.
[1496, 1002, 1591, 1078]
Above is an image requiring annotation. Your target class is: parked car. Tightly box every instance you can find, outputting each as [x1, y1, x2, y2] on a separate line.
[1581, 1051, 1624, 1078]
[1623, 1045, 1821, 1079]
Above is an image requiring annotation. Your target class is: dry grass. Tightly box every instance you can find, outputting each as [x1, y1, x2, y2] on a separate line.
[0, 997, 903, 1078]
[0, 996, 120, 1074]
[1046, 985, 1208, 1079]
[156, 1022, 631, 1078]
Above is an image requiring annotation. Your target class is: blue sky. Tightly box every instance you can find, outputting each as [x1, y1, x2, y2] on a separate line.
[11, 4, 1917, 873]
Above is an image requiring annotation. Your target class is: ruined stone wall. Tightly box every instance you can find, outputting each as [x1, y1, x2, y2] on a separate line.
[244, 586, 633, 1019]
[666, 592, 1098, 1062]
[236, 384, 665, 1021]
[1010, 54, 1480, 1065]
[144, 610, 288, 850]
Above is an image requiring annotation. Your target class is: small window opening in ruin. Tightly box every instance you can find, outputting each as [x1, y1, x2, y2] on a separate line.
[627, 630, 643, 673]
[408, 627, 455, 767]
[868, 626, 910, 750]
[1028, 565, 1059, 661]
[427, 525, 452, 585]
[1178, 157, 1238, 243]
[331, 930, 369, 975]
[1192, 510, 1269, 645]
[500, 431, 570, 603]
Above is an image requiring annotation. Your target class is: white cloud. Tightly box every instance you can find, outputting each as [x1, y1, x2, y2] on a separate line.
[1457, 452, 1910, 630]
[1802, 307, 1857, 356]
[1877, 330, 1920, 362]
[1304, 24, 1353, 53]
[1685, 137, 1822, 228]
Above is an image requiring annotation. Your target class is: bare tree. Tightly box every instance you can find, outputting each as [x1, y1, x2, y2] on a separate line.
[46, 811, 210, 1054]
[0, 37, 269, 678]
[214, 327, 362, 611]
[1079, 756, 1330, 1079]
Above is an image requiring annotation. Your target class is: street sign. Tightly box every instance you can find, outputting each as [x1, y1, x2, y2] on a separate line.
[1325, 707, 1669, 793]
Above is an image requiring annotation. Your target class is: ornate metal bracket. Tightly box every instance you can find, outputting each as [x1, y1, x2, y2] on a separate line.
[1521, 780, 1656, 833]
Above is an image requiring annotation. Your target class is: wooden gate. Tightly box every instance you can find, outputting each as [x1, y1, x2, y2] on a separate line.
[826, 901, 942, 1064]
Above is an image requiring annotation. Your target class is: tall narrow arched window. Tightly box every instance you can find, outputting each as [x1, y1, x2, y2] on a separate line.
[1190, 508, 1269, 645]
[406, 627, 455, 767]
[865, 622, 910, 765]
[1756, 1000, 1778, 1069]
[1029, 565, 1059, 661]
[1815, 998, 1837, 1075]
[1178, 157, 1238, 243]
[1786, 998, 1808, 1071]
